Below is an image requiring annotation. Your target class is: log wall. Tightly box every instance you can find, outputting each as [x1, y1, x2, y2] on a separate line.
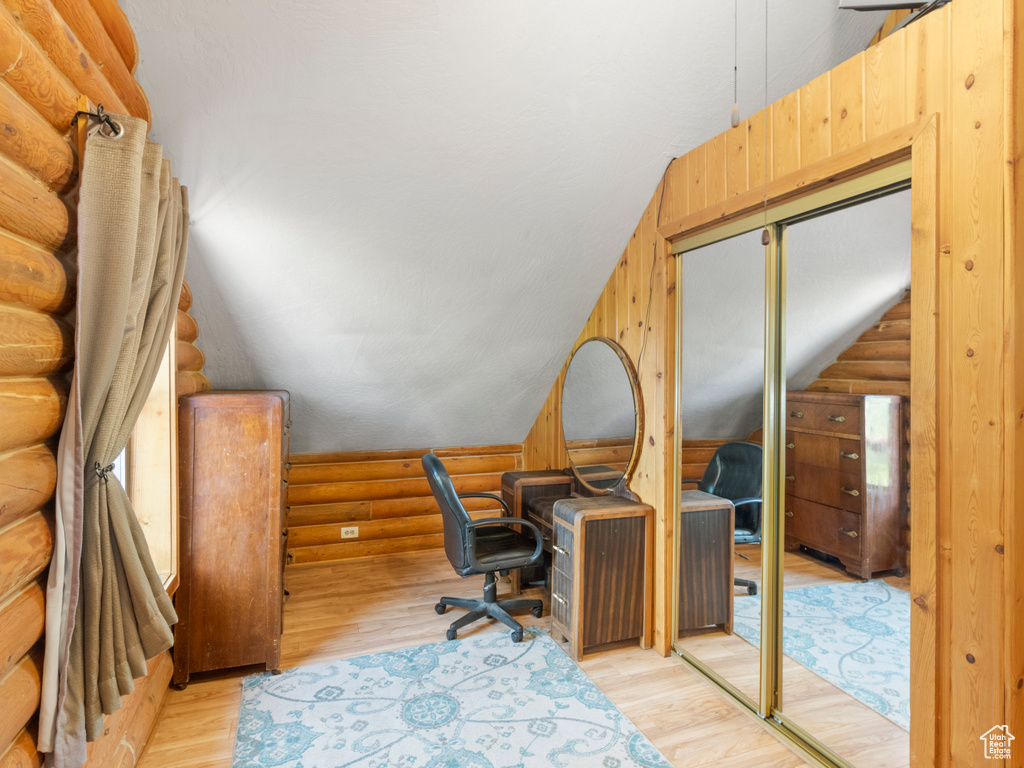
[522, 2, 1022, 765]
[286, 444, 523, 564]
[0, 1, 206, 765]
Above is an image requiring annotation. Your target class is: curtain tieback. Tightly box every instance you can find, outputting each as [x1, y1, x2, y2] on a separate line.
[94, 461, 115, 481]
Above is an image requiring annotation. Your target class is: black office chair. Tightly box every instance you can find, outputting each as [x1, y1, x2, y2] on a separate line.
[683, 442, 762, 596]
[422, 452, 544, 642]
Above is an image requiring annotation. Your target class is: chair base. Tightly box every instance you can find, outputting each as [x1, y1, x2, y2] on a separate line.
[437, 571, 543, 642]
[735, 577, 758, 596]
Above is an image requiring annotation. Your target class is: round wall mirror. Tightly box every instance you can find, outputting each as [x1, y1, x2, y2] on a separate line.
[561, 337, 643, 494]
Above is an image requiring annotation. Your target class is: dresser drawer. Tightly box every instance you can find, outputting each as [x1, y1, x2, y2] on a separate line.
[784, 495, 840, 554]
[787, 399, 861, 435]
[836, 511, 863, 559]
[788, 464, 863, 513]
[788, 432, 864, 472]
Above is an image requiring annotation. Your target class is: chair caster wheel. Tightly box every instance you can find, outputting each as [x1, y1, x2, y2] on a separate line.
[446, 628, 457, 641]
[435, 603, 447, 615]
[531, 606, 543, 618]
[511, 628, 524, 643]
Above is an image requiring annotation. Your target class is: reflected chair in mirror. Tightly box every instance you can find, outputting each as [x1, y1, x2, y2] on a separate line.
[422, 452, 545, 642]
[682, 442, 762, 596]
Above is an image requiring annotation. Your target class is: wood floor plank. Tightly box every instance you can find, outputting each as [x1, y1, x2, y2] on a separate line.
[138, 549, 811, 768]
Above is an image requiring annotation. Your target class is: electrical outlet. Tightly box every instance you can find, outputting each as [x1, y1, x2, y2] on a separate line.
[340, 526, 358, 539]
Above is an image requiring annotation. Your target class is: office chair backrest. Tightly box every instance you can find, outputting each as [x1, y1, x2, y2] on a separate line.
[422, 452, 473, 571]
[700, 442, 762, 502]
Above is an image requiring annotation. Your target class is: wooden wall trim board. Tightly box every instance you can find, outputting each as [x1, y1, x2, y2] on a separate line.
[522, 3, 1019, 766]
[285, 445, 524, 565]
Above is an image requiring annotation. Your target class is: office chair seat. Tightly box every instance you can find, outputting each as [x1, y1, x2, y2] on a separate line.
[423, 452, 545, 642]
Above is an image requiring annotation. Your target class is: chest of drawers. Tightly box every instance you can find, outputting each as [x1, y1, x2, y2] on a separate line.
[784, 391, 905, 578]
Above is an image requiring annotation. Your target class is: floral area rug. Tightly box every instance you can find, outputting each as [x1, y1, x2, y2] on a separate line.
[232, 628, 672, 767]
[732, 579, 910, 730]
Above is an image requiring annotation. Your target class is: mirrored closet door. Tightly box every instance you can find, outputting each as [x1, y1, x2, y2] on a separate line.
[672, 165, 916, 768]
[674, 227, 765, 707]
[778, 190, 912, 768]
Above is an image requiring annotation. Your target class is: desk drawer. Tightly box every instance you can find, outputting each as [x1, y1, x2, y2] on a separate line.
[551, 566, 572, 627]
[553, 521, 574, 567]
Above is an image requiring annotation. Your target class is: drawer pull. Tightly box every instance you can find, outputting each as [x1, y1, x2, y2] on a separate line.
[841, 487, 860, 497]
[785, 475, 795, 482]
[790, 411, 804, 418]
[786, 443, 795, 450]
[553, 545, 568, 556]
[841, 529, 859, 538]
[840, 452, 860, 460]
[827, 414, 846, 423]
[553, 593, 566, 604]
[785, 510, 794, 518]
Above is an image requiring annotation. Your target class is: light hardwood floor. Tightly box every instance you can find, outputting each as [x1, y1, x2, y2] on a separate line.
[678, 544, 911, 768]
[138, 549, 813, 768]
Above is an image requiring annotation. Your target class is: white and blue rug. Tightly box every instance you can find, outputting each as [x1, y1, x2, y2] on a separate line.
[732, 579, 910, 730]
[232, 628, 672, 768]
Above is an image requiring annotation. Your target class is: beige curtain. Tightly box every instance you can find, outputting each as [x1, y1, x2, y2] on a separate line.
[39, 113, 188, 768]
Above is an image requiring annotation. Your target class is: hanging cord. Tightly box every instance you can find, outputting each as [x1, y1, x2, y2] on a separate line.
[761, 0, 770, 246]
[636, 156, 676, 373]
[731, 0, 740, 128]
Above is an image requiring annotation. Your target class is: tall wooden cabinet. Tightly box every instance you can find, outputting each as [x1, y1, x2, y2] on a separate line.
[784, 390, 905, 578]
[173, 390, 290, 687]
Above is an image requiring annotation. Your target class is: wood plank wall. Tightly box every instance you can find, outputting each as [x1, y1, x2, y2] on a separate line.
[522, 1, 1022, 765]
[285, 444, 523, 564]
[0, 1, 208, 765]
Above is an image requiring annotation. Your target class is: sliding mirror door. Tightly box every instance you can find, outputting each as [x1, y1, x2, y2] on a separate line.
[778, 191, 912, 767]
[674, 228, 765, 706]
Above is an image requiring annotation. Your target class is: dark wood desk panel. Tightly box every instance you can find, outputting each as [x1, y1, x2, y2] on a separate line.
[678, 490, 734, 636]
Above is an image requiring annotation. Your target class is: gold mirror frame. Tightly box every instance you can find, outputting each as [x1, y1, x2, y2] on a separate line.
[560, 336, 644, 495]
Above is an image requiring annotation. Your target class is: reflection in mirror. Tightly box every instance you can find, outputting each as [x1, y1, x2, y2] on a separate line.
[780, 189, 911, 768]
[674, 227, 765, 706]
[561, 338, 638, 493]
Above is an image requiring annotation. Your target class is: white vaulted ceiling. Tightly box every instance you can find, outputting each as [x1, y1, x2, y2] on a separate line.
[122, 0, 887, 453]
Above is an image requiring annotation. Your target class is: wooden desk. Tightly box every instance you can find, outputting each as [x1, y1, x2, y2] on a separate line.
[678, 490, 734, 637]
[500, 470, 573, 593]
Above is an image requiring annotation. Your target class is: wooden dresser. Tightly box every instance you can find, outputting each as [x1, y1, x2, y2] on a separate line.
[549, 496, 653, 661]
[174, 390, 290, 687]
[785, 390, 905, 578]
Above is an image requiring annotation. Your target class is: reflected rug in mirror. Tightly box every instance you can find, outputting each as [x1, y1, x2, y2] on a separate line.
[232, 628, 672, 767]
[732, 579, 910, 730]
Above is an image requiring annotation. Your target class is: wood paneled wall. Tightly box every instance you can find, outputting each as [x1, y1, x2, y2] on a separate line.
[0, 1, 206, 765]
[286, 444, 522, 564]
[522, 1, 1022, 765]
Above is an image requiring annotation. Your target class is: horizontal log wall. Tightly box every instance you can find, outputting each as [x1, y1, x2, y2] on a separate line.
[0, 0, 184, 765]
[523, 1, 1020, 765]
[286, 444, 524, 565]
[174, 281, 210, 398]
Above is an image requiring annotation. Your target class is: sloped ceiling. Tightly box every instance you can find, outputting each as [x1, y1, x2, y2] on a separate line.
[122, 0, 887, 453]
[681, 191, 912, 439]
